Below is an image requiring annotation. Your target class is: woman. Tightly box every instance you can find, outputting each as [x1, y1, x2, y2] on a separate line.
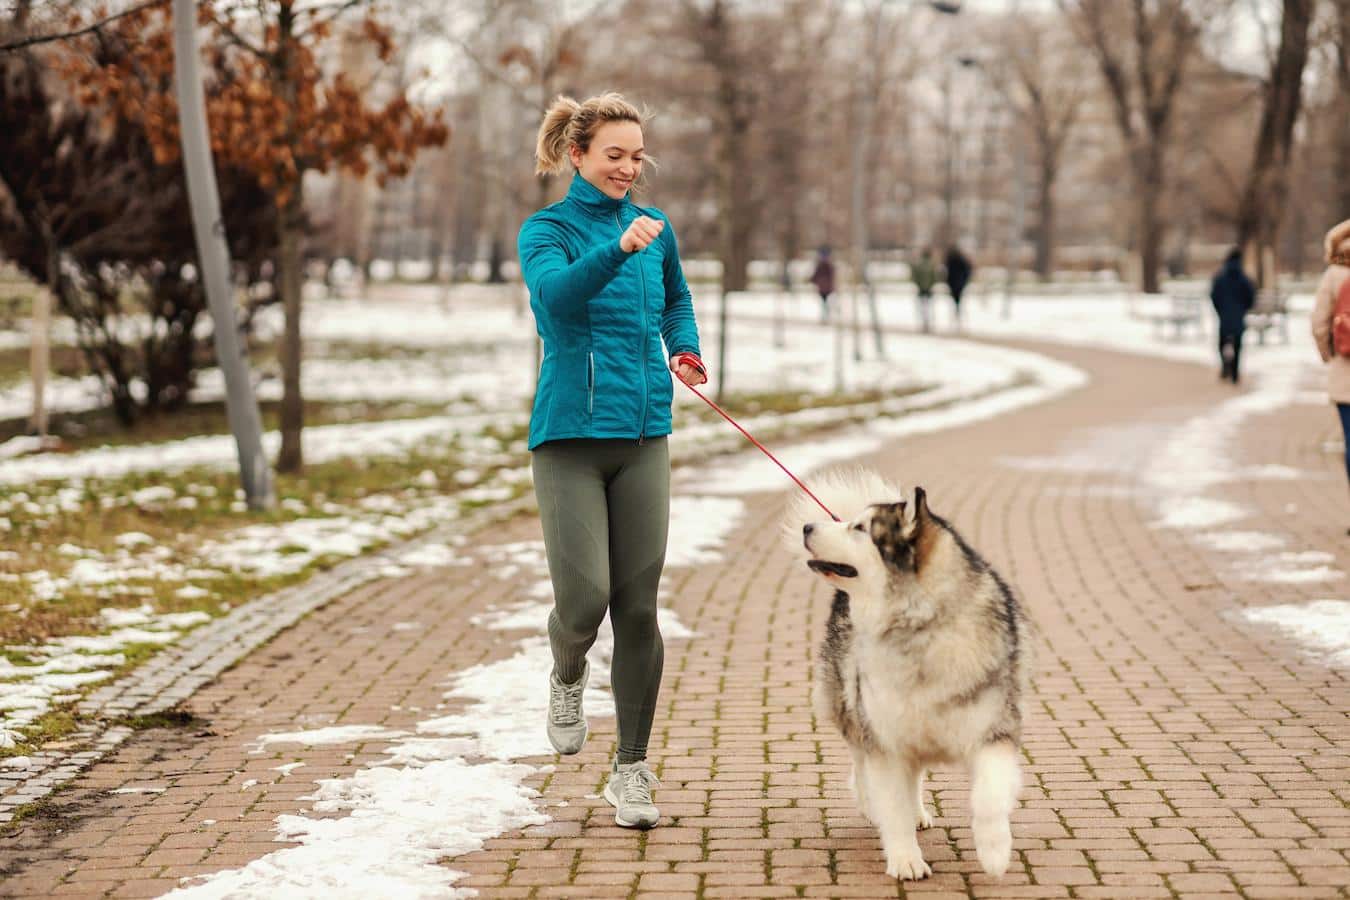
[1310, 218, 1350, 527]
[518, 92, 705, 829]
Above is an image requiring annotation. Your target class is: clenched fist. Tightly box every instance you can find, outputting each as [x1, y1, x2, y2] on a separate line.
[620, 215, 665, 253]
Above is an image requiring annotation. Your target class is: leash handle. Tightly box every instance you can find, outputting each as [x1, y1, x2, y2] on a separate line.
[680, 380, 841, 522]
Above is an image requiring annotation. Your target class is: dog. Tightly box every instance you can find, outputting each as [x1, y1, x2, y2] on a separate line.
[784, 467, 1031, 881]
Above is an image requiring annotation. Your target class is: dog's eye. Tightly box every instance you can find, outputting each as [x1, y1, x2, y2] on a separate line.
[852, 523, 866, 532]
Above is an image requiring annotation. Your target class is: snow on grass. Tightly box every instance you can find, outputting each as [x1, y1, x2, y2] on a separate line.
[1237, 600, 1350, 668]
[678, 338, 1084, 496]
[0, 606, 211, 748]
[0, 416, 486, 487]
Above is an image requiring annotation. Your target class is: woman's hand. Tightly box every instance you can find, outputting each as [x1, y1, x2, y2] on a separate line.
[670, 352, 707, 386]
[620, 216, 665, 253]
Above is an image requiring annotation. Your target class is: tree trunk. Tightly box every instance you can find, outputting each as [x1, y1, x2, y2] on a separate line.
[28, 286, 49, 436]
[1136, 142, 1165, 294]
[277, 189, 305, 473]
[1234, 0, 1313, 287]
[939, 68, 957, 248]
[1034, 151, 1056, 281]
[1337, 1, 1350, 218]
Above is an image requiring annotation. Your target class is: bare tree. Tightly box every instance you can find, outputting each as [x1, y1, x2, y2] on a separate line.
[992, 15, 1086, 281]
[848, 1, 931, 358]
[1233, 0, 1315, 286]
[1060, 0, 1212, 292]
[1335, 0, 1350, 218]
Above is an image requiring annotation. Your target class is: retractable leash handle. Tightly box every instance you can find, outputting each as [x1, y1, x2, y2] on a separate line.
[676, 374, 841, 523]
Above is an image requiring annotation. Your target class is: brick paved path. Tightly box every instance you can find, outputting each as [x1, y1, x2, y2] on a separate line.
[2, 339, 1347, 899]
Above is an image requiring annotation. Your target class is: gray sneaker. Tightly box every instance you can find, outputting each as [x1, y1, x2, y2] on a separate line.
[546, 661, 588, 754]
[604, 760, 660, 829]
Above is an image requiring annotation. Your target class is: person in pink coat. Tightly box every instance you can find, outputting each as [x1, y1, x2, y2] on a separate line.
[1309, 218, 1350, 528]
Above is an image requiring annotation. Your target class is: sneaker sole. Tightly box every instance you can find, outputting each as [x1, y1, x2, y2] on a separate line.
[603, 781, 658, 829]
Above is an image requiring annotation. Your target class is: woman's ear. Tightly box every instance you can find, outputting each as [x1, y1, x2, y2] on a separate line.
[568, 144, 583, 169]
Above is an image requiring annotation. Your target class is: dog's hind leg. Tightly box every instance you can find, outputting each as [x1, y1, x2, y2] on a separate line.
[866, 756, 931, 881]
[914, 768, 932, 829]
[970, 740, 1021, 876]
[849, 746, 876, 823]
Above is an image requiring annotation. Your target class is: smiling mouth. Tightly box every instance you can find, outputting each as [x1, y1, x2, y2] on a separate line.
[806, 559, 858, 578]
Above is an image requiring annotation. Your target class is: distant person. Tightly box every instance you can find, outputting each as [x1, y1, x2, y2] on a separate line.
[1310, 218, 1350, 529]
[1209, 248, 1255, 384]
[944, 245, 973, 329]
[809, 247, 836, 322]
[911, 247, 938, 333]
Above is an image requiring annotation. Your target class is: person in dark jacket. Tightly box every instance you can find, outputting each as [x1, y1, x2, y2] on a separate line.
[519, 92, 705, 830]
[809, 246, 836, 322]
[944, 245, 973, 329]
[1210, 248, 1256, 383]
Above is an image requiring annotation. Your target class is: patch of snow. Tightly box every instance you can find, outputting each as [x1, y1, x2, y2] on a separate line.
[1238, 599, 1350, 667]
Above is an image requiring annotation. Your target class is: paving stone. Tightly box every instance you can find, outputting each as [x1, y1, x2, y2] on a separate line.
[2, 341, 1348, 899]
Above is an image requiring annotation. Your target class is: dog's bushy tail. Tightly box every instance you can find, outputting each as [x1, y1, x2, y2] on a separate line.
[779, 466, 905, 554]
[971, 740, 1021, 876]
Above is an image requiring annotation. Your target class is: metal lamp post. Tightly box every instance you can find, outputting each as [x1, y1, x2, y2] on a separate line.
[171, 0, 275, 510]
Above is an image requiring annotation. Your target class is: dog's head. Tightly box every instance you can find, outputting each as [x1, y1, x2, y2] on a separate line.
[801, 486, 938, 595]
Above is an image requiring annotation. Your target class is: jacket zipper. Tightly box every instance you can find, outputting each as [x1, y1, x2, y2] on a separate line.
[587, 351, 594, 415]
[619, 208, 650, 444]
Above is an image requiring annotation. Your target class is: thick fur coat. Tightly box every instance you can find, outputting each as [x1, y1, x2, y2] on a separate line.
[783, 467, 1032, 880]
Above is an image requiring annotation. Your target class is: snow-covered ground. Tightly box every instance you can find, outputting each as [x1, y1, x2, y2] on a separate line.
[0, 287, 1065, 761]
[3, 282, 1347, 897]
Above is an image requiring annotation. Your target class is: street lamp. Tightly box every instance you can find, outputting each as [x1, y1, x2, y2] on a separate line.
[957, 52, 1025, 319]
[845, 0, 963, 366]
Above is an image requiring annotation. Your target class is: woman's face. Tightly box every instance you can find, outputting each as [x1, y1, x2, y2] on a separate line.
[570, 121, 644, 200]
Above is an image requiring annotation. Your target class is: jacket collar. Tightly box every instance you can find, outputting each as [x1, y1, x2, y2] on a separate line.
[566, 172, 629, 219]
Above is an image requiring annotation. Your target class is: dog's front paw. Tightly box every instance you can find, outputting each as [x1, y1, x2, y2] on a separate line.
[915, 802, 933, 829]
[885, 846, 931, 881]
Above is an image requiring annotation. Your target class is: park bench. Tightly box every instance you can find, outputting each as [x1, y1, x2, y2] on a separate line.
[1246, 289, 1289, 344]
[1130, 292, 1207, 341]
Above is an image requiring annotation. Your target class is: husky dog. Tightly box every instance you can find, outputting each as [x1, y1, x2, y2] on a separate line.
[785, 468, 1031, 881]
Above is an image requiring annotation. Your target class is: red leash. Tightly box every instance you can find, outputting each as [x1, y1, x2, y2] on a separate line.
[674, 361, 840, 522]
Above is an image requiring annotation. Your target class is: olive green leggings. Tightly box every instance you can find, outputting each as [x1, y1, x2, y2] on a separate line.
[532, 437, 669, 764]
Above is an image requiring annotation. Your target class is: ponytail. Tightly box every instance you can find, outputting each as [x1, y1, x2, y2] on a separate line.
[535, 95, 581, 176]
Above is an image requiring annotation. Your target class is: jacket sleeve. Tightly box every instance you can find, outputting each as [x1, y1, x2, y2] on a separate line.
[518, 214, 628, 318]
[1312, 268, 1336, 363]
[659, 221, 701, 357]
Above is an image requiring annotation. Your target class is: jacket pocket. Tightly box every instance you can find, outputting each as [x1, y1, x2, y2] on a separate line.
[587, 351, 595, 415]
[541, 347, 592, 435]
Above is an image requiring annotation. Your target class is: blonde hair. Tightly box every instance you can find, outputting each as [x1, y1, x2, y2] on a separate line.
[1326, 219, 1350, 267]
[534, 92, 649, 177]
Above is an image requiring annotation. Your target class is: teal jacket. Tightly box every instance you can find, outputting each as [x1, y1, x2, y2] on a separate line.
[518, 174, 701, 450]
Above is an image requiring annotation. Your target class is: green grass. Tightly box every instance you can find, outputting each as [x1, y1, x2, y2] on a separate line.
[0, 396, 458, 449]
[112, 708, 205, 731]
[0, 275, 43, 325]
[0, 346, 87, 392]
[0, 792, 73, 839]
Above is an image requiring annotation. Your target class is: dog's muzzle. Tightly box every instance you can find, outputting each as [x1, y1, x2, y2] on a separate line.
[803, 526, 858, 577]
[806, 559, 859, 578]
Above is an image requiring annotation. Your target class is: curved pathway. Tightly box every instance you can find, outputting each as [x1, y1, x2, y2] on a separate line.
[1, 338, 1347, 899]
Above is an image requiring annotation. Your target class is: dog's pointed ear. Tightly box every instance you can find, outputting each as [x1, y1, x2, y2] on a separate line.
[913, 486, 930, 522]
